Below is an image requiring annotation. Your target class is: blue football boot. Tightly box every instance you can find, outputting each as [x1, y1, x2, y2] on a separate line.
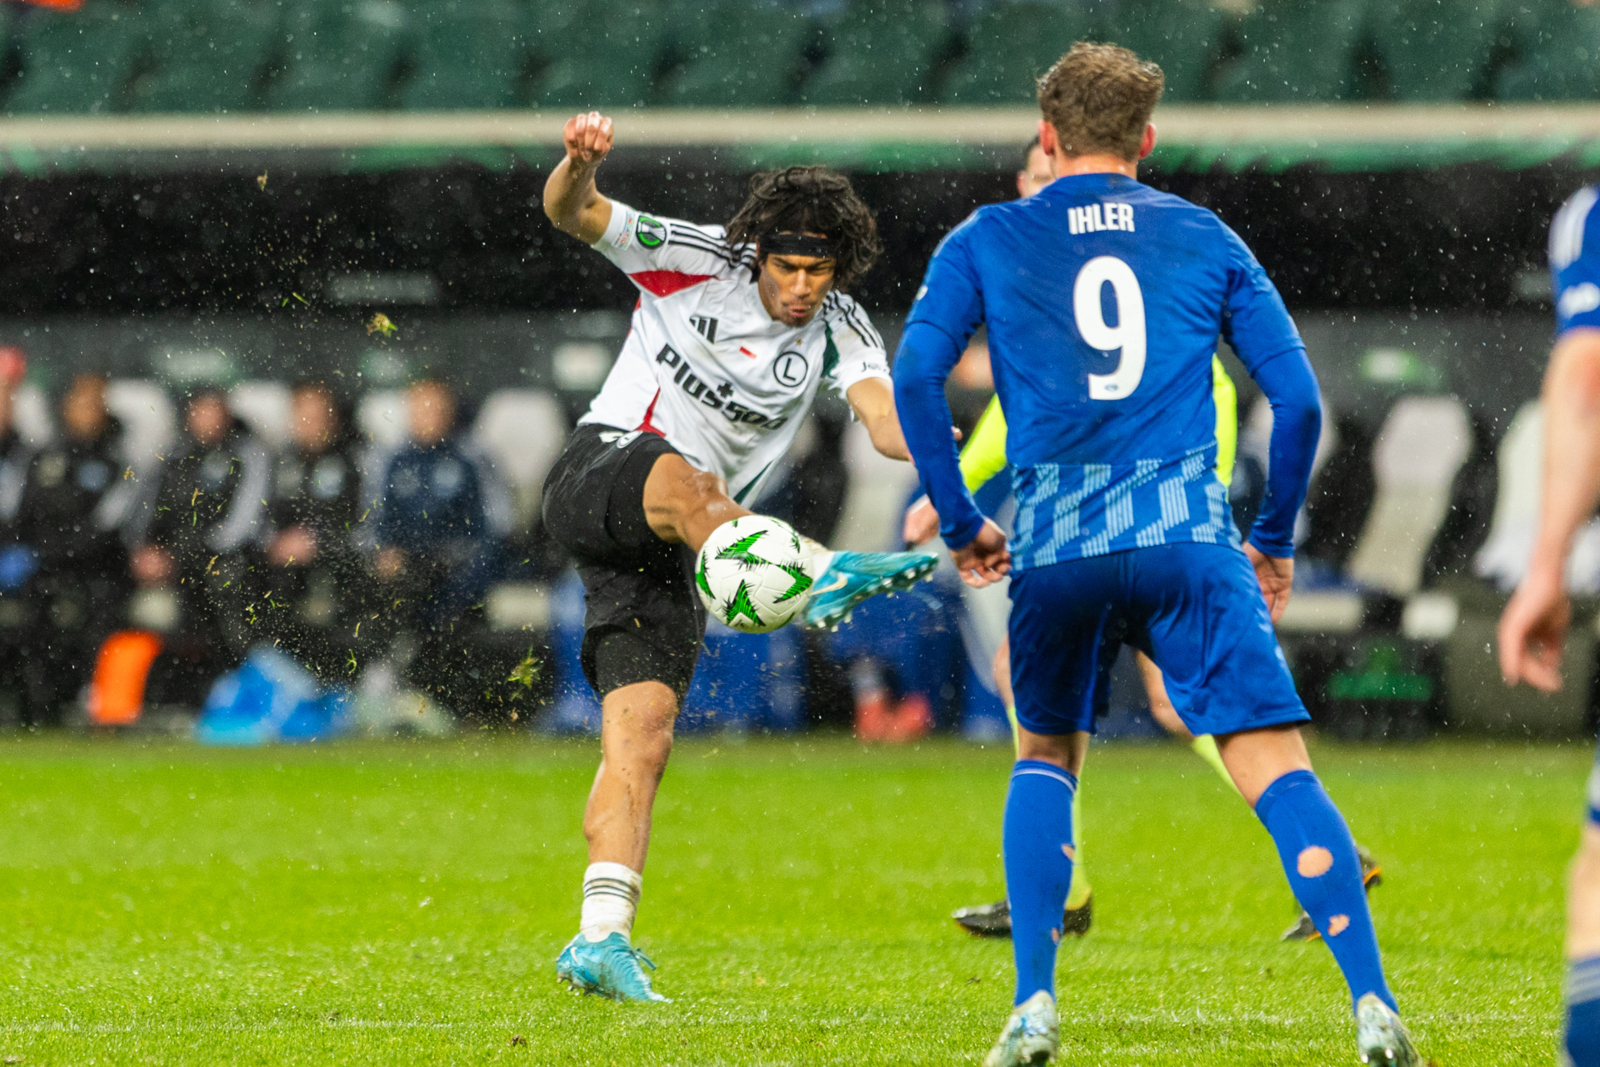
[800, 550, 939, 631]
[555, 932, 669, 1003]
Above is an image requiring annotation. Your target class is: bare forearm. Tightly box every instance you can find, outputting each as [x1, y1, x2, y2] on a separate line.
[1532, 330, 1600, 578]
[543, 112, 615, 244]
[847, 378, 910, 461]
[543, 157, 608, 241]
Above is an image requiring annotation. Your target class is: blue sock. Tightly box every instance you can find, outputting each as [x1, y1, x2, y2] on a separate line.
[1255, 769, 1396, 1013]
[1003, 759, 1078, 1006]
[1567, 956, 1600, 1066]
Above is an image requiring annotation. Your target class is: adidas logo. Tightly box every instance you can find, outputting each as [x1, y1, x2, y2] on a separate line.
[690, 315, 718, 344]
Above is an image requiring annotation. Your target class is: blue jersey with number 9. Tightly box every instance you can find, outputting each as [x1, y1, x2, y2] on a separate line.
[1552, 186, 1600, 339]
[902, 171, 1311, 568]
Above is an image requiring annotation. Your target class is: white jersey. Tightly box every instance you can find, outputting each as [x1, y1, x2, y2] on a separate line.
[579, 200, 892, 503]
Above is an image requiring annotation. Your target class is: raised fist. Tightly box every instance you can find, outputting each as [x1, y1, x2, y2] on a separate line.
[563, 111, 614, 166]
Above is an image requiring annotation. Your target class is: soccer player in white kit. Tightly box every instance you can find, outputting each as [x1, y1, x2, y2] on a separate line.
[541, 112, 937, 1001]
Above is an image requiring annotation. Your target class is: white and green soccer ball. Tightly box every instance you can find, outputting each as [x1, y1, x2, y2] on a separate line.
[694, 515, 814, 634]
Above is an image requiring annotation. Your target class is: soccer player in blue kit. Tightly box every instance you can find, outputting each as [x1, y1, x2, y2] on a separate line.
[1498, 183, 1600, 1066]
[892, 44, 1419, 1067]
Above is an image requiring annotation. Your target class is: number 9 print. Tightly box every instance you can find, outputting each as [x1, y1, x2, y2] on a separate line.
[1075, 256, 1146, 400]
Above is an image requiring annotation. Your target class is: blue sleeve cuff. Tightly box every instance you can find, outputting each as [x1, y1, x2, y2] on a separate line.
[1246, 531, 1294, 560]
[942, 507, 986, 551]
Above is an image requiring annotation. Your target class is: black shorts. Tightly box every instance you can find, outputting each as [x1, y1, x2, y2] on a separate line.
[541, 424, 704, 699]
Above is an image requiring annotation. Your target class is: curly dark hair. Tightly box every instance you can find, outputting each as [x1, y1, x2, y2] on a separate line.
[725, 166, 882, 291]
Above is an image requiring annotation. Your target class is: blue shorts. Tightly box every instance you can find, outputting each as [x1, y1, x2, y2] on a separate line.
[1008, 542, 1310, 738]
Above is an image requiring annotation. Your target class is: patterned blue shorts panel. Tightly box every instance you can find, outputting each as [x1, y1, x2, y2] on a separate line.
[1008, 542, 1310, 738]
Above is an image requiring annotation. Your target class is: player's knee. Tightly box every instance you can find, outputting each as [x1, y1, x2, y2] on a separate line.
[680, 469, 730, 515]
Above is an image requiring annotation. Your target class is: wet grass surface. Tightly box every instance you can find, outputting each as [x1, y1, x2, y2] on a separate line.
[0, 733, 1578, 1065]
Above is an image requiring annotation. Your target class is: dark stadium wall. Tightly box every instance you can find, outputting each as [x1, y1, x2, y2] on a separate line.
[0, 160, 1589, 424]
[2, 162, 1591, 314]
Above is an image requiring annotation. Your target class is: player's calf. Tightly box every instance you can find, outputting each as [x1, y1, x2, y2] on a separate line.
[1255, 768, 1397, 1013]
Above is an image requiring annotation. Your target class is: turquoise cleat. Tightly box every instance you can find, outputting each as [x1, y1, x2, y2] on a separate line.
[800, 550, 939, 631]
[556, 933, 668, 1003]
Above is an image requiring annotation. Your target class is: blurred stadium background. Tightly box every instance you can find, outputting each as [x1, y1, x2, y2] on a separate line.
[1, 0, 1600, 743]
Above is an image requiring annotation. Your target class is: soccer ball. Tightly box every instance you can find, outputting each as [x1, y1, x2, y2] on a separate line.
[694, 515, 814, 634]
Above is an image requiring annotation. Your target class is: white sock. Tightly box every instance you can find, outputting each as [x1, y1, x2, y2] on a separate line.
[580, 862, 642, 942]
[798, 535, 833, 576]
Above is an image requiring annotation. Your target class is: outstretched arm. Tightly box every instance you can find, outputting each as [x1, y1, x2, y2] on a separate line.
[543, 111, 616, 244]
[1499, 326, 1600, 692]
[845, 378, 910, 461]
[904, 395, 1006, 545]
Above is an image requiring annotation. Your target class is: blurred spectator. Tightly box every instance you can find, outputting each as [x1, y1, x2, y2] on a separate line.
[263, 380, 369, 683]
[0, 349, 33, 724]
[0, 348, 32, 540]
[367, 378, 510, 703]
[131, 386, 272, 702]
[3, 373, 141, 724]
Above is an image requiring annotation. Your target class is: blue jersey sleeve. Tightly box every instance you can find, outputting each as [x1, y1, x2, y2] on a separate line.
[1553, 187, 1600, 338]
[1218, 224, 1321, 558]
[894, 218, 989, 549]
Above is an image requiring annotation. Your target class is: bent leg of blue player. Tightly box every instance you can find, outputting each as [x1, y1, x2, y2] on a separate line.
[1004, 728, 1089, 1004]
[1220, 725, 1395, 1013]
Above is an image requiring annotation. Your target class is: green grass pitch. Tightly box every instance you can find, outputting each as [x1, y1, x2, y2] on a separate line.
[0, 734, 1581, 1065]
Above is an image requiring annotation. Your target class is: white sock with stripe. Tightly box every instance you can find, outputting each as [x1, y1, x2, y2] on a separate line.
[580, 862, 642, 942]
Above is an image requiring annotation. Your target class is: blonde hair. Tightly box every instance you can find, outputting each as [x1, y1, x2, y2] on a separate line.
[1037, 42, 1165, 161]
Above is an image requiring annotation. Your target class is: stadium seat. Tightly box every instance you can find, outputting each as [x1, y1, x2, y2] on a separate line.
[657, 0, 816, 108]
[5, 1, 149, 114]
[1476, 401, 1600, 592]
[1345, 395, 1473, 595]
[532, 0, 667, 109]
[1099, 0, 1227, 103]
[229, 381, 291, 450]
[802, 0, 950, 106]
[104, 379, 177, 474]
[1214, 0, 1367, 102]
[1366, 0, 1501, 101]
[400, 0, 531, 110]
[263, 0, 413, 112]
[943, 0, 1097, 105]
[128, 0, 280, 113]
[831, 421, 922, 551]
[357, 389, 409, 451]
[11, 381, 51, 448]
[1491, 0, 1600, 102]
[1474, 401, 1547, 590]
[468, 389, 566, 530]
[0, 5, 13, 85]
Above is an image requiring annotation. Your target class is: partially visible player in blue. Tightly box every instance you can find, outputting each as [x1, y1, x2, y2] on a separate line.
[1498, 183, 1600, 1067]
[893, 43, 1419, 1067]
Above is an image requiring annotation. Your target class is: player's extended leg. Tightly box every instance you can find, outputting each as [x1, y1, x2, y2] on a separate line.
[643, 453, 935, 630]
[1217, 725, 1417, 1065]
[1563, 819, 1600, 1063]
[557, 677, 678, 1003]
